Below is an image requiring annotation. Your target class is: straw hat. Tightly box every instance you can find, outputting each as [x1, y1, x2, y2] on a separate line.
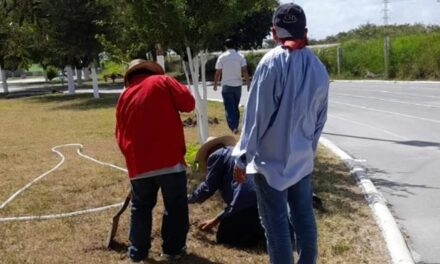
[124, 59, 164, 86]
[194, 136, 236, 173]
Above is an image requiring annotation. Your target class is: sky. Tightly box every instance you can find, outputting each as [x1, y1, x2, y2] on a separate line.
[280, 0, 440, 40]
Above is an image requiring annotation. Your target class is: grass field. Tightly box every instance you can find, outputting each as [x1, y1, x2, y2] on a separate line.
[0, 93, 389, 263]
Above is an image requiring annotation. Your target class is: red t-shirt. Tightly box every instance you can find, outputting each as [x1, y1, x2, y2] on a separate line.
[115, 74, 195, 178]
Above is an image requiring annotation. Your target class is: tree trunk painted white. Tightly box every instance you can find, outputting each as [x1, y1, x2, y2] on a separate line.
[156, 55, 165, 72]
[91, 62, 100, 99]
[200, 51, 208, 101]
[182, 60, 191, 90]
[76, 68, 83, 87]
[1, 67, 8, 94]
[182, 55, 199, 143]
[186, 47, 209, 144]
[66, 65, 76, 95]
[83, 67, 90, 81]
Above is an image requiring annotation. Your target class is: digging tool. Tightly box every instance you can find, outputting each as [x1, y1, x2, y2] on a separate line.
[106, 191, 131, 248]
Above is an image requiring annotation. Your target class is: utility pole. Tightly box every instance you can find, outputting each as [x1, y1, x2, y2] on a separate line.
[383, 0, 390, 79]
[384, 36, 390, 79]
[382, 0, 390, 26]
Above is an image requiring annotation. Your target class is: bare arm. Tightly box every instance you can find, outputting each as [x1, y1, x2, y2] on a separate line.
[242, 66, 250, 91]
[198, 214, 221, 231]
[214, 69, 222, 91]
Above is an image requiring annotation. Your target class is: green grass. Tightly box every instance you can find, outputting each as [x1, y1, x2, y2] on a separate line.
[28, 64, 44, 73]
[315, 32, 440, 80]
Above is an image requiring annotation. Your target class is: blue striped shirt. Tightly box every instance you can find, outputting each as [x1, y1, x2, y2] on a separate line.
[232, 46, 329, 191]
[188, 147, 257, 219]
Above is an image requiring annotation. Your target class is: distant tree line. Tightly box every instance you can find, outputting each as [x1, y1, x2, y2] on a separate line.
[0, 0, 276, 74]
[2, 2, 439, 84]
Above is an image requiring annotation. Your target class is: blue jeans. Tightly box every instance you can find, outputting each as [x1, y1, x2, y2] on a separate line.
[221, 85, 242, 131]
[128, 171, 189, 261]
[254, 174, 317, 264]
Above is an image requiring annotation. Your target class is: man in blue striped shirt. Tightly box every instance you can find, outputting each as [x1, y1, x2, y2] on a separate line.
[188, 136, 265, 248]
[232, 3, 329, 264]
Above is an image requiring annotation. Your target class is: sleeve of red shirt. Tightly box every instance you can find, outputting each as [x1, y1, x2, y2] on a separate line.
[114, 94, 123, 153]
[165, 76, 195, 113]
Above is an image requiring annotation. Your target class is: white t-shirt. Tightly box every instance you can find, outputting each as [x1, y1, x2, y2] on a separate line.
[215, 49, 247, 87]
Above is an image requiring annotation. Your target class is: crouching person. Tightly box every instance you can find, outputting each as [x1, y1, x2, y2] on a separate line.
[188, 136, 265, 248]
[115, 59, 195, 262]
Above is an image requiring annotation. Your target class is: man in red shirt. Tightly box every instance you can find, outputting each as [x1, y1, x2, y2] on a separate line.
[115, 59, 195, 262]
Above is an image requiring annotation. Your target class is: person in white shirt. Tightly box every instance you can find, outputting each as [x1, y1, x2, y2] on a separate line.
[213, 39, 250, 134]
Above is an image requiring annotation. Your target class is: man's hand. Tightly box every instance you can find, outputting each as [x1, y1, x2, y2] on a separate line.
[198, 217, 220, 231]
[233, 164, 246, 183]
[214, 69, 221, 92]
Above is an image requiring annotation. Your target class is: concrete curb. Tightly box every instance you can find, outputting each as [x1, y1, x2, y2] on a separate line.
[319, 137, 414, 264]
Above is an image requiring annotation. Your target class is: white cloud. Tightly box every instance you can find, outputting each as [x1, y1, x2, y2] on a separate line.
[280, 0, 440, 39]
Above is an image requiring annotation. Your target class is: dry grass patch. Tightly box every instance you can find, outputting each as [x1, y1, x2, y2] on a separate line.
[0, 94, 389, 263]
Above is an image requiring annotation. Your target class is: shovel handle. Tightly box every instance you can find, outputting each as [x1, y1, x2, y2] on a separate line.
[106, 191, 131, 248]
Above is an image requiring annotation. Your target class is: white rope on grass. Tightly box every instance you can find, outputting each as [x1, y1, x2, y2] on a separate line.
[0, 144, 128, 223]
[0, 203, 123, 222]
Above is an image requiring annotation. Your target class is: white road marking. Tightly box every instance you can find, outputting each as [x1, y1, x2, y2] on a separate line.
[332, 101, 440, 124]
[328, 114, 409, 140]
[378, 90, 440, 99]
[333, 93, 440, 108]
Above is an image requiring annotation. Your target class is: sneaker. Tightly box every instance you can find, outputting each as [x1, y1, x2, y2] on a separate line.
[232, 128, 239, 134]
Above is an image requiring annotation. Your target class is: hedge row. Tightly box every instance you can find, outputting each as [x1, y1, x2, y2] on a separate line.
[317, 33, 440, 80]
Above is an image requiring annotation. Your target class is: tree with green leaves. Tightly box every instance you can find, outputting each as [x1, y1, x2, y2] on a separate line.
[0, 0, 41, 93]
[27, 0, 114, 96]
[118, 0, 277, 142]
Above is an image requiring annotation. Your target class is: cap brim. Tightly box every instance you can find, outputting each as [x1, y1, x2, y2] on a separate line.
[274, 26, 294, 39]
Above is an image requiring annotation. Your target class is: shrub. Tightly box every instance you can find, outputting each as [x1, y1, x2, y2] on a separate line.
[45, 66, 58, 81]
[99, 61, 126, 80]
[314, 47, 338, 76]
[324, 32, 440, 80]
[244, 52, 264, 76]
[165, 55, 184, 79]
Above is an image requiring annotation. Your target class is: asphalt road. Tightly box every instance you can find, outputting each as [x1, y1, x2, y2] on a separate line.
[207, 80, 440, 263]
[324, 81, 440, 264]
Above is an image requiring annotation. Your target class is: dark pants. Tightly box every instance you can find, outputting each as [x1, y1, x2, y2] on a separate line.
[216, 205, 265, 248]
[221, 85, 242, 131]
[128, 171, 189, 261]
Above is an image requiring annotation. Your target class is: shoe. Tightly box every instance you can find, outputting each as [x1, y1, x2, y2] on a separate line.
[232, 129, 239, 134]
[160, 248, 187, 261]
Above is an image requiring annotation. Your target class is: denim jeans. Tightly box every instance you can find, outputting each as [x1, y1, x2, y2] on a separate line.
[254, 174, 317, 264]
[128, 171, 189, 262]
[221, 85, 242, 131]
